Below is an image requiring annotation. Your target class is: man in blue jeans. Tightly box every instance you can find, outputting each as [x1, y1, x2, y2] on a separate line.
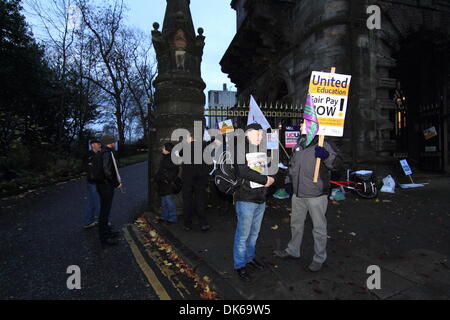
[83, 139, 102, 229]
[155, 143, 179, 224]
[232, 123, 275, 282]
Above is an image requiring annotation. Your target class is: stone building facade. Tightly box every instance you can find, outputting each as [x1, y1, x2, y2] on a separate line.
[221, 0, 450, 171]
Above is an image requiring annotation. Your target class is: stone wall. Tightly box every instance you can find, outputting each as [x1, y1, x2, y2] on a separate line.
[223, 0, 450, 166]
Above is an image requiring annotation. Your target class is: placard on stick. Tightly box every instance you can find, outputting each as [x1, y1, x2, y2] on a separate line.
[311, 67, 352, 183]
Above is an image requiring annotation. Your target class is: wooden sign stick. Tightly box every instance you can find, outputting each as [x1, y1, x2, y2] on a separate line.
[314, 67, 336, 183]
[278, 140, 291, 159]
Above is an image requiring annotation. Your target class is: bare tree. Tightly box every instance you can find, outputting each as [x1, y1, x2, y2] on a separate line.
[26, 0, 76, 142]
[26, 0, 99, 145]
[76, 0, 129, 147]
[122, 29, 157, 142]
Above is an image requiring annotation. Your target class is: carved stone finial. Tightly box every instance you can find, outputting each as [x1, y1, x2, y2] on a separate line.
[153, 22, 160, 31]
[198, 27, 204, 36]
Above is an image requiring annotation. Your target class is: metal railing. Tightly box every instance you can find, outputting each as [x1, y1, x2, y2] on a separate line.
[204, 101, 303, 129]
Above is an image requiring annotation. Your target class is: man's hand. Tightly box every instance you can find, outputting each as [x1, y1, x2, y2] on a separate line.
[117, 183, 123, 189]
[265, 176, 275, 188]
[315, 146, 330, 160]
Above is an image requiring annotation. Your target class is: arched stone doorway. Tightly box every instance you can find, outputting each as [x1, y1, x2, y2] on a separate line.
[390, 31, 449, 171]
[374, 4, 450, 172]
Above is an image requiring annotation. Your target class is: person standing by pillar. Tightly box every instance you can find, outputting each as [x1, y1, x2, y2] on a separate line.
[83, 138, 102, 229]
[155, 142, 179, 224]
[181, 130, 211, 233]
[96, 135, 122, 248]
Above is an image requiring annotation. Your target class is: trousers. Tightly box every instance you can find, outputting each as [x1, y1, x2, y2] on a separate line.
[286, 195, 328, 264]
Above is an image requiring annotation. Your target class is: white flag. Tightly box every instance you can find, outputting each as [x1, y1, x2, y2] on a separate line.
[247, 95, 271, 130]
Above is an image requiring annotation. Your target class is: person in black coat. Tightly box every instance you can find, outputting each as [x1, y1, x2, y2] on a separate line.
[155, 143, 179, 224]
[231, 123, 275, 282]
[180, 132, 211, 232]
[96, 135, 122, 248]
[82, 138, 102, 229]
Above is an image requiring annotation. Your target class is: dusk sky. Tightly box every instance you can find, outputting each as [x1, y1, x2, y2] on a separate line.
[127, 0, 236, 95]
[25, 0, 237, 98]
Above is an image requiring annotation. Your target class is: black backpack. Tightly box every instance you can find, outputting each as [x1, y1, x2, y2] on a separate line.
[213, 151, 242, 195]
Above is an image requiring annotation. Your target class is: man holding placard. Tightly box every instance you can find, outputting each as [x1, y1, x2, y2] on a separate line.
[274, 93, 339, 272]
[275, 68, 349, 271]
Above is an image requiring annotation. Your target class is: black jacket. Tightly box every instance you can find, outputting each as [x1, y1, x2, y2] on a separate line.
[83, 150, 98, 183]
[180, 141, 210, 186]
[289, 136, 340, 198]
[155, 154, 179, 196]
[97, 146, 120, 188]
[233, 138, 270, 204]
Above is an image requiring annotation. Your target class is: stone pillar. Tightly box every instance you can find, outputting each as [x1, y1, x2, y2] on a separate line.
[149, 0, 206, 211]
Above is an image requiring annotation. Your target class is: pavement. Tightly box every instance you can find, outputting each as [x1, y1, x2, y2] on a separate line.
[0, 162, 157, 300]
[143, 172, 450, 300]
[2, 158, 449, 300]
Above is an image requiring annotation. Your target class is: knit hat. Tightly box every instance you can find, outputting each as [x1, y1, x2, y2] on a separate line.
[90, 138, 101, 144]
[100, 135, 117, 145]
[245, 123, 263, 132]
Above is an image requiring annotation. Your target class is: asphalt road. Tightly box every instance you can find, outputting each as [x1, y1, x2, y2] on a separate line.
[0, 161, 157, 300]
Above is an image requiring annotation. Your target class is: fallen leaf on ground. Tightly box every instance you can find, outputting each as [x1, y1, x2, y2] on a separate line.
[271, 225, 279, 230]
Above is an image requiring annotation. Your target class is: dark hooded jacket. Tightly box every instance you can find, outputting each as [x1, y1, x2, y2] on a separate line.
[155, 154, 179, 196]
[96, 146, 120, 188]
[289, 136, 339, 198]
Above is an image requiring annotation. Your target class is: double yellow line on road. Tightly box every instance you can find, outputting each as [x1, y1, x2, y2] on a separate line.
[123, 227, 172, 300]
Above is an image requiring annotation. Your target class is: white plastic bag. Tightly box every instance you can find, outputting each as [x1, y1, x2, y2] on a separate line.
[330, 187, 346, 201]
[380, 175, 396, 193]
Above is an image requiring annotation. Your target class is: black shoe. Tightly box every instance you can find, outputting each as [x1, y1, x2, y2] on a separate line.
[201, 224, 211, 233]
[101, 238, 118, 248]
[236, 268, 252, 282]
[247, 259, 265, 271]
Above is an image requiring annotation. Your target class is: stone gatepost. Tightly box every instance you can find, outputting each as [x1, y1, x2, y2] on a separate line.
[149, 0, 206, 212]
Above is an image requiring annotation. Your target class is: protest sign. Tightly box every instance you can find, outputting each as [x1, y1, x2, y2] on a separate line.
[423, 127, 437, 140]
[267, 132, 279, 150]
[400, 159, 413, 176]
[399, 159, 424, 188]
[218, 119, 234, 135]
[308, 71, 352, 137]
[285, 126, 300, 149]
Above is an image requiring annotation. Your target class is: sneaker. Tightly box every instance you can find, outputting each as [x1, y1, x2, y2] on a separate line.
[308, 261, 323, 272]
[247, 259, 265, 271]
[236, 268, 252, 282]
[273, 250, 300, 259]
[278, 163, 289, 170]
[273, 189, 290, 200]
[201, 224, 211, 233]
[84, 221, 98, 229]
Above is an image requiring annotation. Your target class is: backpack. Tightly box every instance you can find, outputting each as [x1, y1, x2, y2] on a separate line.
[213, 151, 242, 195]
